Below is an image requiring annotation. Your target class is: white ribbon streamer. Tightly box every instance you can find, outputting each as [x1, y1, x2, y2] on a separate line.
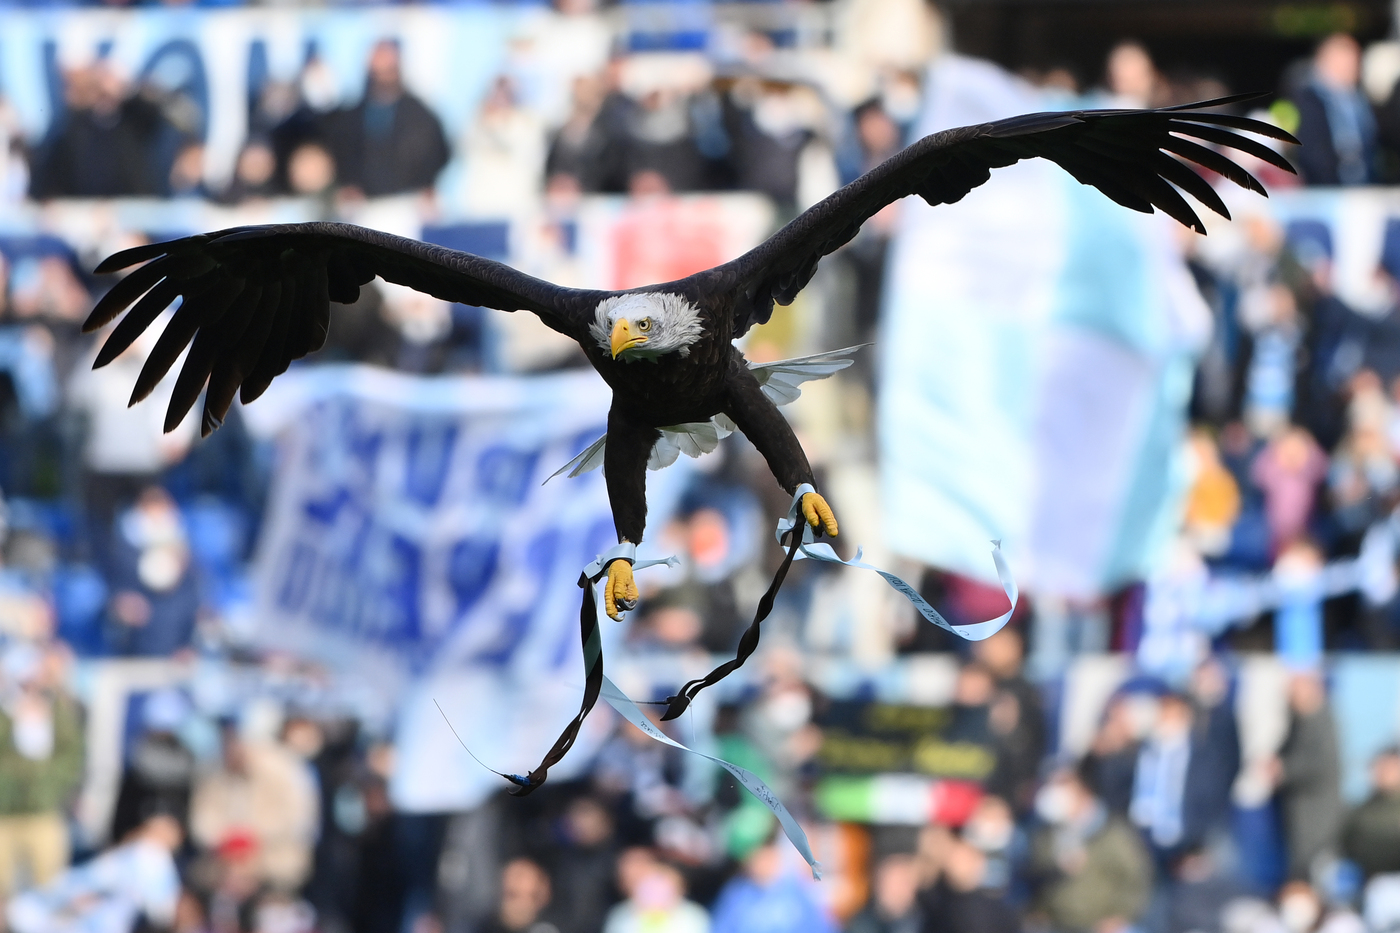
[599, 675, 822, 879]
[778, 485, 1017, 641]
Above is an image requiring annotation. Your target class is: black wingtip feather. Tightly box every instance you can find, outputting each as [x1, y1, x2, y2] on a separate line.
[83, 264, 166, 334]
[93, 241, 171, 275]
[1159, 92, 1268, 112]
[129, 278, 246, 406]
[1170, 110, 1301, 146]
[92, 282, 180, 370]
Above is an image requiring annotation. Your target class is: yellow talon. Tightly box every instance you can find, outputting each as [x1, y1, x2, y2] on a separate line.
[801, 492, 839, 538]
[605, 558, 639, 621]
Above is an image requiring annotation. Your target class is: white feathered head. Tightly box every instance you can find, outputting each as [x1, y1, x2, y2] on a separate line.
[590, 293, 704, 361]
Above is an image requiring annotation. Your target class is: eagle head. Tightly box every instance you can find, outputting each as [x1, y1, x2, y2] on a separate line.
[590, 293, 704, 362]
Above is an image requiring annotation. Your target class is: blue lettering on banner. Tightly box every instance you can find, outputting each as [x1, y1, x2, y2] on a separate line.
[253, 372, 624, 680]
[404, 423, 459, 508]
[448, 538, 501, 617]
[476, 445, 541, 505]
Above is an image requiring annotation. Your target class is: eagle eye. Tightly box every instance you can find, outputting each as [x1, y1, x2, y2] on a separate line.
[637, 318, 652, 332]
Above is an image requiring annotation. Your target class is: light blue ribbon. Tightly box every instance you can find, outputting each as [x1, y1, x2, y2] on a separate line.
[599, 675, 821, 880]
[778, 484, 1018, 641]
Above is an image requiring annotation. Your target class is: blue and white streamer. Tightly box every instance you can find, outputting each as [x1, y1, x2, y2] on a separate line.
[599, 675, 822, 880]
[779, 484, 1018, 641]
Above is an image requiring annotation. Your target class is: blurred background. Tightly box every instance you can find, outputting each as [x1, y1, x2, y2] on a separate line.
[4, 2, 1400, 933]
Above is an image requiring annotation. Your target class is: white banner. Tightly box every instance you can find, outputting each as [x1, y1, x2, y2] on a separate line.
[879, 55, 1210, 597]
[249, 365, 691, 811]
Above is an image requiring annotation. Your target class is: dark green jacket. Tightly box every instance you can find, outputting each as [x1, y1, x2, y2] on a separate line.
[1342, 792, 1400, 878]
[1032, 815, 1154, 933]
[0, 695, 84, 815]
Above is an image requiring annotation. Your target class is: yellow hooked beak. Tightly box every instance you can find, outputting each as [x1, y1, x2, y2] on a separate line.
[611, 319, 648, 358]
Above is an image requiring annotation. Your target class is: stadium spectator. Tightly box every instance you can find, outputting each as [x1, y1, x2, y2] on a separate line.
[286, 141, 337, 198]
[1186, 659, 1243, 837]
[1270, 672, 1343, 880]
[481, 858, 557, 933]
[1128, 686, 1238, 864]
[219, 139, 281, 203]
[947, 660, 996, 748]
[615, 85, 711, 195]
[103, 486, 200, 657]
[709, 839, 832, 933]
[1250, 427, 1328, 554]
[0, 641, 84, 904]
[1290, 34, 1378, 185]
[548, 796, 621, 933]
[167, 141, 208, 198]
[459, 77, 547, 218]
[1104, 40, 1163, 107]
[7, 813, 182, 933]
[602, 855, 708, 933]
[323, 40, 450, 199]
[1340, 746, 1400, 879]
[1183, 429, 1243, 556]
[68, 324, 198, 537]
[723, 78, 834, 211]
[190, 722, 320, 892]
[846, 852, 923, 933]
[833, 97, 903, 353]
[1083, 693, 1145, 817]
[961, 795, 1024, 897]
[545, 74, 613, 192]
[924, 837, 1020, 933]
[110, 687, 196, 842]
[1130, 692, 1197, 859]
[742, 647, 821, 801]
[975, 629, 1047, 812]
[1274, 879, 1365, 933]
[28, 60, 181, 199]
[1029, 764, 1153, 933]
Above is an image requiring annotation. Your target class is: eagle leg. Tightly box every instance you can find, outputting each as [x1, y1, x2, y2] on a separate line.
[604, 559, 639, 622]
[723, 365, 823, 514]
[603, 405, 661, 543]
[801, 492, 839, 538]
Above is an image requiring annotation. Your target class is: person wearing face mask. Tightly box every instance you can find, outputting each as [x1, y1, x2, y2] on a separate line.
[602, 856, 708, 933]
[1029, 763, 1153, 933]
[921, 838, 1021, 933]
[0, 642, 84, 905]
[960, 795, 1025, 900]
[846, 852, 923, 933]
[1129, 693, 1196, 862]
[1287, 34, 1378, 185]
[1340, 746, 1400, 880]
[1268, 672, 1343, 881]
[103, 486, 199, 657]
[1275, 879, 1365, 933]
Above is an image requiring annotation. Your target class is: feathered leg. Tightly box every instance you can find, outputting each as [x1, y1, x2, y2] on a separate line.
[602, 407, 659, 620]
[723, 365, 838, 536]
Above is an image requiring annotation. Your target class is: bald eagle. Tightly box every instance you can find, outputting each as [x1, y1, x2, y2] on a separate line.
[86, 96, 1294, 623]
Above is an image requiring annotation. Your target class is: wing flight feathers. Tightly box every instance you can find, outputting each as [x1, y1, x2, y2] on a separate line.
[88, 222, 604, 435]
[714, 99, 1297, 336]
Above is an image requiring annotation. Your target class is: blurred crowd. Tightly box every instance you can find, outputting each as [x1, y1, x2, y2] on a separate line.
[7, 11, 1400, 933]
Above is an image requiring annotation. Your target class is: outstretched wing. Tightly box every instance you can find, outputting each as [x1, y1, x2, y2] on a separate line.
[707, 95, 1297, 336]
[86, 222, 607, 435]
